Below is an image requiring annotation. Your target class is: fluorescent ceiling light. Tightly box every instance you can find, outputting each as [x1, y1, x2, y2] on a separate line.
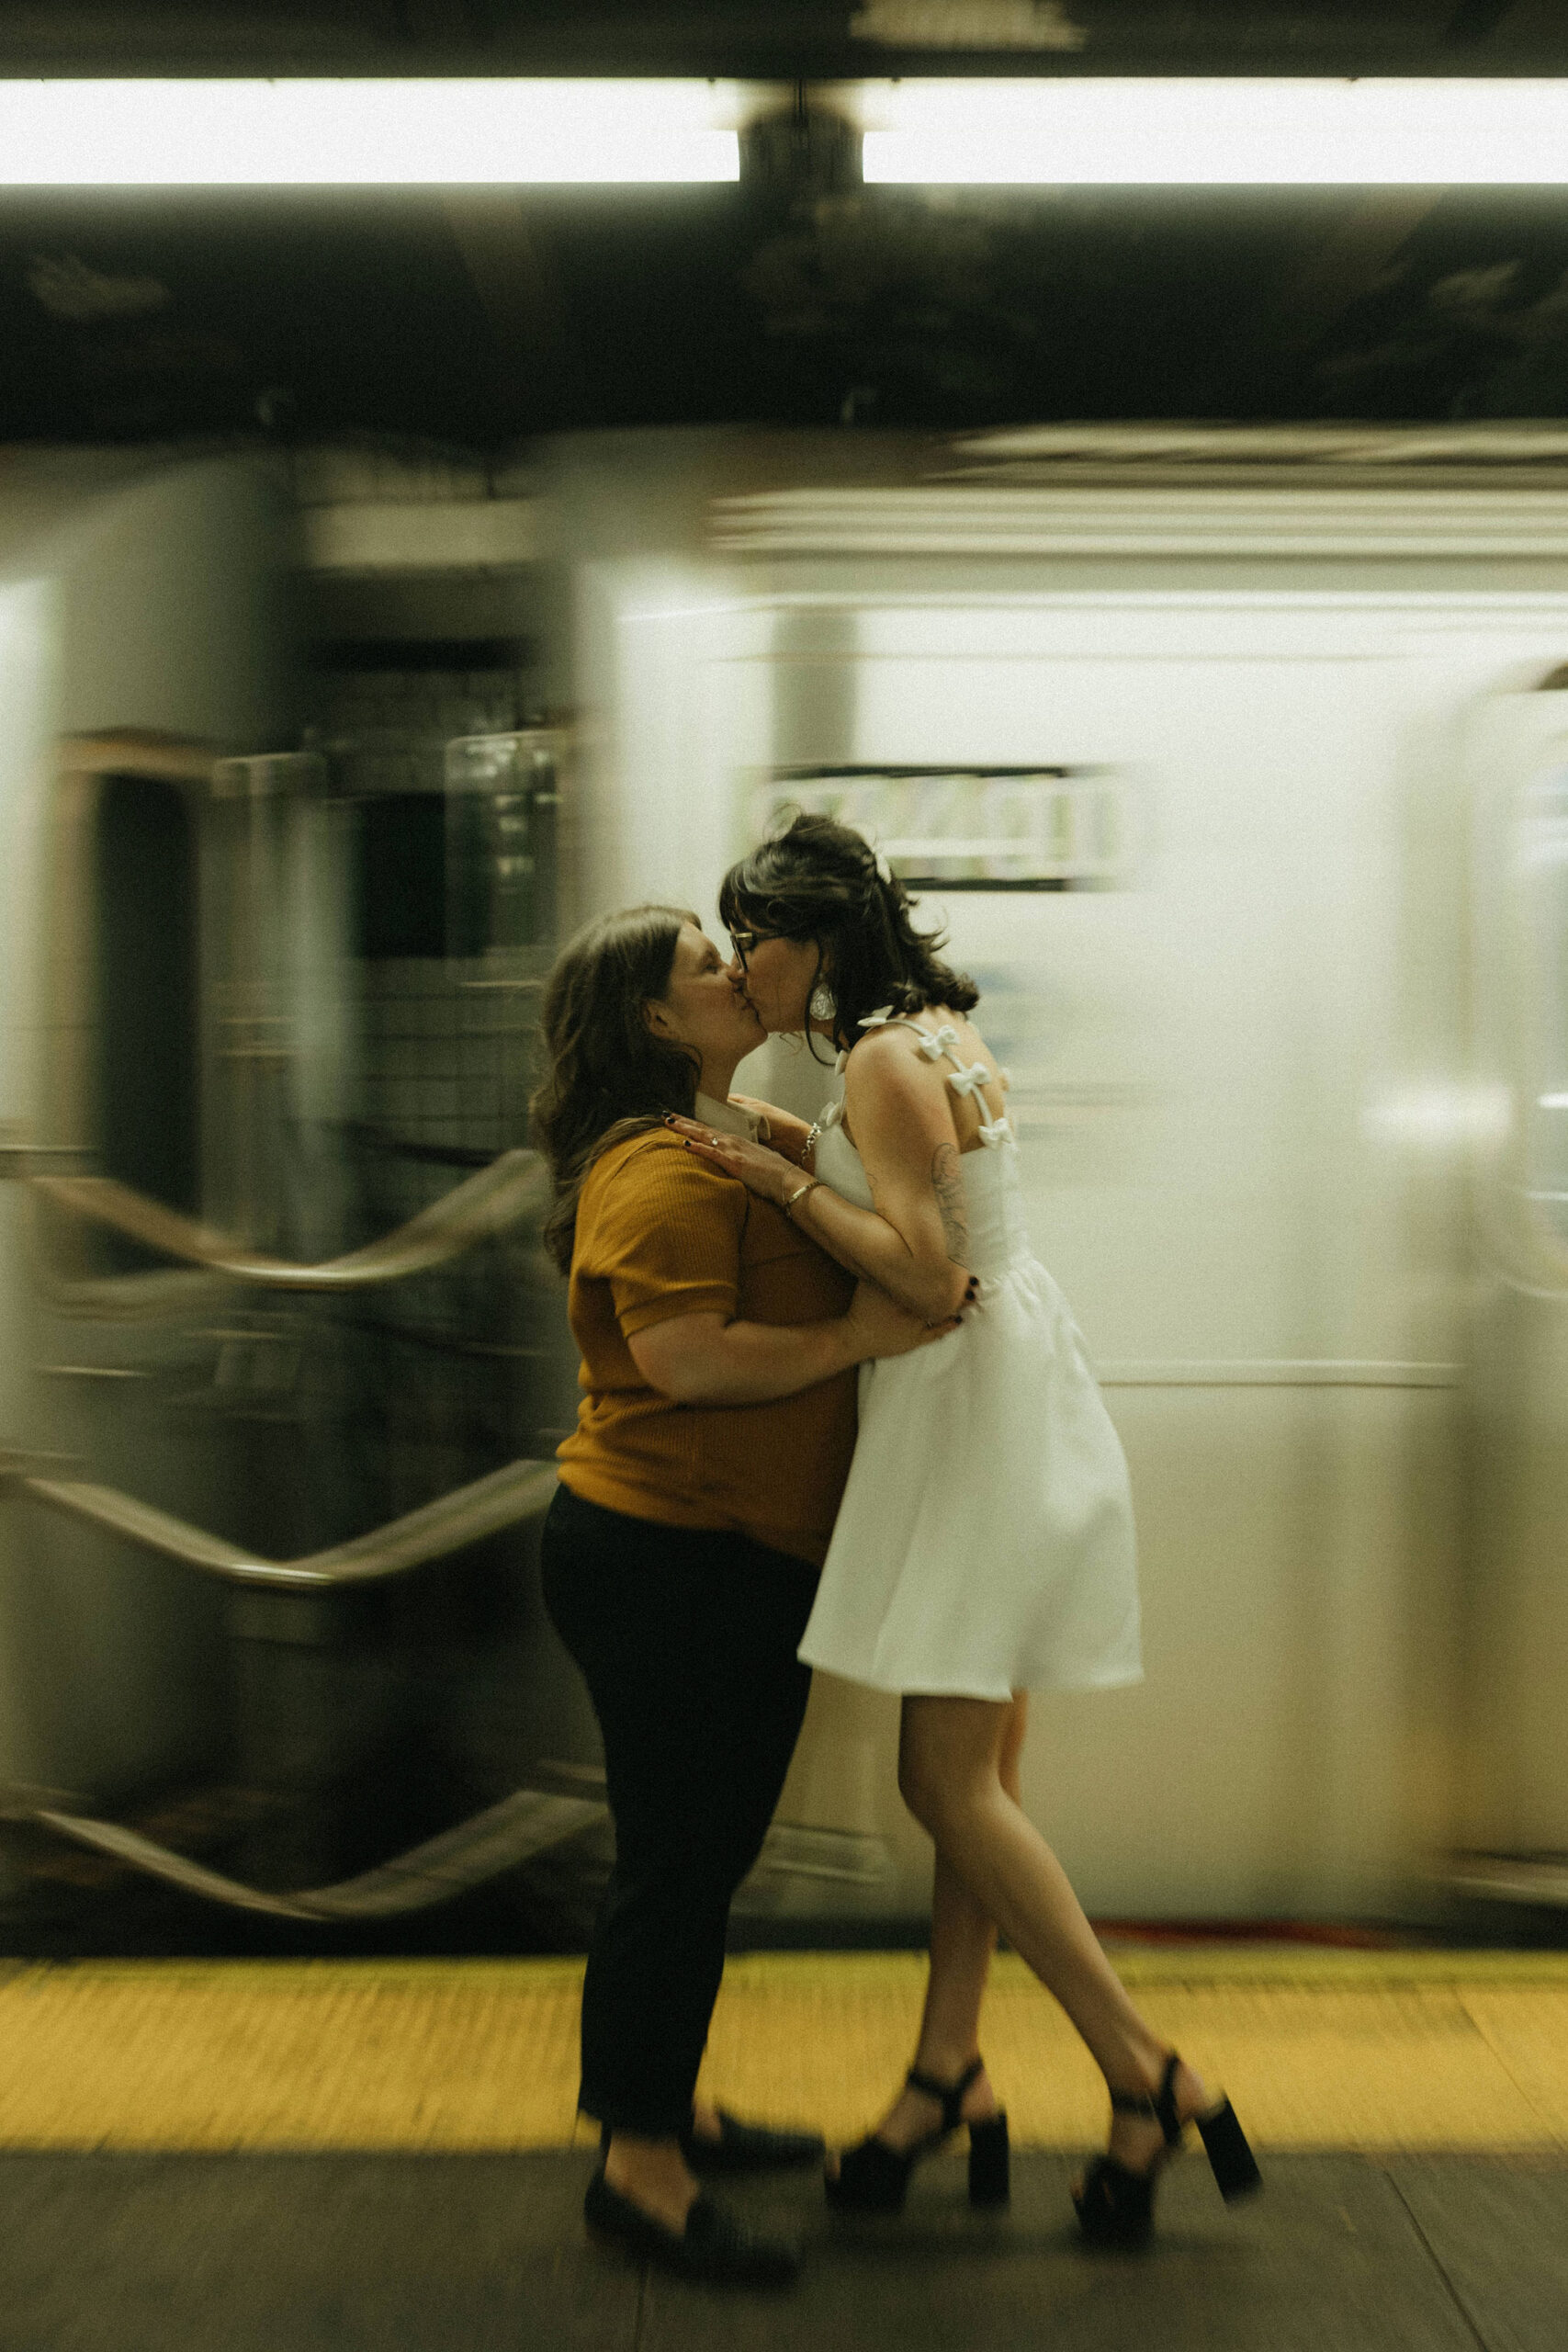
[858, 77, 1568, 184]
[0, 79, 740, 185]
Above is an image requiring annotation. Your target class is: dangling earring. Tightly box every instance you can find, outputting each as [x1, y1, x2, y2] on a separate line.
[809, 980, 837, 1023]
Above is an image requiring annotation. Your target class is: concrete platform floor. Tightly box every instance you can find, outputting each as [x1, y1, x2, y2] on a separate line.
[0, 2146, 1563, 2352]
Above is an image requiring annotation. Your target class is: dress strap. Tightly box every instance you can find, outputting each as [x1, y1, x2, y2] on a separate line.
[859, 1008, 943, 1045]
[859, 1008, 1015, 1148]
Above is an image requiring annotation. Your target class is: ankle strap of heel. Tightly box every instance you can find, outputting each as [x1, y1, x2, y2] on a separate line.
[906, 2056, 985, 2135]
[1109, 2053, 1184, 2149]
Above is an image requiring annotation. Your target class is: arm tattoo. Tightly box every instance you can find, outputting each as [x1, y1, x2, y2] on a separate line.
[931, 1144, 969, 1265]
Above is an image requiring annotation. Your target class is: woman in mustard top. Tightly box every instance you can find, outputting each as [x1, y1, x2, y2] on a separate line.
[531, 904, 959, 2290]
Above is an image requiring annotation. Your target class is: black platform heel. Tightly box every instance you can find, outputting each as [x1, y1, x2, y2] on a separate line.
[1073, 2052, 1260, 2249]
[826, 2057, 1010, 2215]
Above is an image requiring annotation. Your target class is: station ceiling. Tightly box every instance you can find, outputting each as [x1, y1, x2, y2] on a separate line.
[6, 3, 1568, 447]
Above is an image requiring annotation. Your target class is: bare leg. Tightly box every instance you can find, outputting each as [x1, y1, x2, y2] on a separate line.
[839, 1698, 1027, 2163]
[898, 1695, 1211, 2176]
[918, 1693, 1027, 2077]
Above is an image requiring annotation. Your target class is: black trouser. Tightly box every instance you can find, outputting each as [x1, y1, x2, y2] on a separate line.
[540, 1482, 818, 2140]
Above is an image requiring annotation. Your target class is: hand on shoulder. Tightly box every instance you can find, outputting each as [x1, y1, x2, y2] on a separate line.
[660, 1115, 800, 1206]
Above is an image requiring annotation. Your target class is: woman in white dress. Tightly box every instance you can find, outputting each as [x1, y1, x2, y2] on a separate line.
[669, 814, 1258, 2245]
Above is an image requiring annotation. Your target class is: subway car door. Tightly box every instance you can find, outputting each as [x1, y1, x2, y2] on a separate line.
[716, 590, 1440, 1924]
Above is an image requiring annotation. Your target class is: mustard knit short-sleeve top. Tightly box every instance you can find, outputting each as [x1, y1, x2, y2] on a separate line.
[556, 1128, 857, 1567]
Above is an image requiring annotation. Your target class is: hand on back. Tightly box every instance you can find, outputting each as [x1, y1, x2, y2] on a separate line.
[846, 1279, 963, 1361]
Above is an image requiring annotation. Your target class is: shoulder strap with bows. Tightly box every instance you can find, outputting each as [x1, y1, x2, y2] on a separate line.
[857, 1009, 1014, 1148]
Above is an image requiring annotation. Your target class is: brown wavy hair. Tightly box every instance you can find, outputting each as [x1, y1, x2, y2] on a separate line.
[530, 904, 703, 1273]
[719, 811, 978, 1065]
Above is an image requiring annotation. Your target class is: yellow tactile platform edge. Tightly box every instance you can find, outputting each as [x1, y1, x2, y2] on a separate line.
[0, 1950, 1565, 2156]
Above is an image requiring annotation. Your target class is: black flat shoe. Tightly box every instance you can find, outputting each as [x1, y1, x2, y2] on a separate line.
[825, 2058, 1010, 2216]
[598, 2114, 825, 2178]
[583, 2171, 799, 2290]
[1073, 2052, 1262, 2250]
[681, 2112, 826, 2177]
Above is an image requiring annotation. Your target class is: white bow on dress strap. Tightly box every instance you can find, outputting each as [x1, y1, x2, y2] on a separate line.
[918, 1023, 962, 1062]
[947, 1057, 1015, 1147]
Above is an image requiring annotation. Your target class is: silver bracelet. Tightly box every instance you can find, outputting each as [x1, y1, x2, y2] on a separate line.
[783, 1176, 822, 1220]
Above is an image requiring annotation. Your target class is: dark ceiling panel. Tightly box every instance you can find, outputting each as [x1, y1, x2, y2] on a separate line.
[0, 191, 505, 441]
[7, 178, 1568, 442]
[6, 2, 1568, 75]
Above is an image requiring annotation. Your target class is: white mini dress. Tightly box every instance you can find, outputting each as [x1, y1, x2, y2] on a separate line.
[795, 1014, 1143, 1701]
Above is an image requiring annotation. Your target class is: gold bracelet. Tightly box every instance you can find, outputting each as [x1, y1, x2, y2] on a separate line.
[783, 1176, 822, 1220]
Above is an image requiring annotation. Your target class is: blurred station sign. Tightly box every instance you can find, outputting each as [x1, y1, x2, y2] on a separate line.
[750, 766, 1130, 889]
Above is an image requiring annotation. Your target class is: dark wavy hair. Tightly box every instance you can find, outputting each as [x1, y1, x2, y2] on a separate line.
[719, 812, 978, 1064]
[530, 903, 702, 1273]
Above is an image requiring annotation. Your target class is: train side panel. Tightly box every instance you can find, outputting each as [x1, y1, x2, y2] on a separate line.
[554, 451, 1568, 1922]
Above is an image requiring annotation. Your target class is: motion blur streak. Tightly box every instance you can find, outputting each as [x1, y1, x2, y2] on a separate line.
[4, 426, 1568, 1950]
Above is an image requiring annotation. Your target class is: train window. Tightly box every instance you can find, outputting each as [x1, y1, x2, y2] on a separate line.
[312, 638, 538, 961]
[349, 737, 561, 962]
[91, 769, 200, 1268]
[445, 733, 560, 955]
[355, 794, 446, 960]
[751, 768, 1127, 890]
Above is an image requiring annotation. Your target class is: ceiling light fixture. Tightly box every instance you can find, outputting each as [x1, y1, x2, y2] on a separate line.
[0, 80, 741, 186]
[857, 77, 1568, 184]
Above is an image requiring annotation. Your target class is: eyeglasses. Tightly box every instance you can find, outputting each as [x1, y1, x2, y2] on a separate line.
[728, 927, 773, 968]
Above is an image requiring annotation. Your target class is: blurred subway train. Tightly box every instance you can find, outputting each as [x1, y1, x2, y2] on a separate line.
[3, 422, 1568, 1947]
